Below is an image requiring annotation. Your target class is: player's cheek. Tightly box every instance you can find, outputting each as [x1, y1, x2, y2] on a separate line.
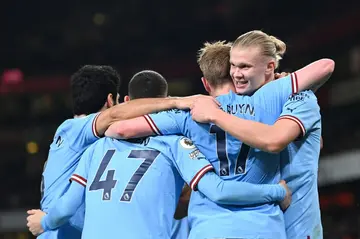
[230, 68, 236, 78]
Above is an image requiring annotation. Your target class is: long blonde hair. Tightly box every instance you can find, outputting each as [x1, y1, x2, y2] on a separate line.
[233, 30, 286, 69]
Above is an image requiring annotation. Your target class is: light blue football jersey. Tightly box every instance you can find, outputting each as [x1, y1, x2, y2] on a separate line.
[143, 74, 299, 239]
[39, 113, 100, 239]
[40, 134, 286, 238]
[279, 90, 323, 239]
[69, 136, 212, 239]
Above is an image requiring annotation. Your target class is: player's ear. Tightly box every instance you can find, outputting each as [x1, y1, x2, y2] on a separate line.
[124, 95, 130, 102]
[201, 77, 211, 94]
[266, 60, 276, 75]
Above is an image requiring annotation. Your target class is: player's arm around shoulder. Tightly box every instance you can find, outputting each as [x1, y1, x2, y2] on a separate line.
[295, 58, 335, 92]
[95, 95, 216, 137]
[104, 116, 154, 139]
[208, 92, 319, 153]
[105, 107, 188, 139]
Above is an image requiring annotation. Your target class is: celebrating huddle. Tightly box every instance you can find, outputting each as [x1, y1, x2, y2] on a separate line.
[26, 30, 334, 239]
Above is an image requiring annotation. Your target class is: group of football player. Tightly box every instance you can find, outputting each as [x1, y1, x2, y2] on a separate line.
[26, 30, 334, 239]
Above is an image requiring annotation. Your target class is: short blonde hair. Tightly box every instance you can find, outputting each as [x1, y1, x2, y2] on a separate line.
[197, 41, 233, 87]
[233, 30, 286, 69]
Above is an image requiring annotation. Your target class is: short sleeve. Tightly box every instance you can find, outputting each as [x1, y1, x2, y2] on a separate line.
[277, 90, 321, 137]
[254, 73, 299, 115]
[144, 110, 187, 136]
[169, 137, 213, 191]
[70, 145, 94, 186]
[70, 113, 101, 151]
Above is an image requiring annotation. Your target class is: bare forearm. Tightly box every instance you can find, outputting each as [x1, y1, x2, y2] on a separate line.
[211, 110, 275, 152]
[109, 98, 178, 121]
[211, 109, 301, 153]
[96, 98, 178, 136]
[296, 58, 334, 92]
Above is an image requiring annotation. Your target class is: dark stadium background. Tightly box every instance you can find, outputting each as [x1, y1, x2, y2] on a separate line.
[1, 0, 360, 238]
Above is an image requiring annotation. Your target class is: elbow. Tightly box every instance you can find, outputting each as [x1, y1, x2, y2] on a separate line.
[115, 128, 136, 139]
[114, 128, 131, 139]
[105, 122, 136, 139]
[263, 138, 287, 153]
[319, 58, 335, 78]
[265, 144, 285, 154]
[204, 185, 227, 204]
[207, 192, 224, 204]
[198, 183, 222, 203]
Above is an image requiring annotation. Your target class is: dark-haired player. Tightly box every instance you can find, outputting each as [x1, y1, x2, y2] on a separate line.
[36, 66, 214, 239]
[28, 70, 290, 239]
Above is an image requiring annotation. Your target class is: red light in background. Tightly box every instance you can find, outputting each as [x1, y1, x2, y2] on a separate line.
[336, 192, 354, 207]
[320, 191, 355, 210]
[2, 69, 24, 85]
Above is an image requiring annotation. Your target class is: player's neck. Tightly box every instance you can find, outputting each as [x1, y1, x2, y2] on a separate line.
[74, 114, 87, 118]
[211, 83, 234, 97]
[268, 72, 275, 82]
[74, 106, 106, 118]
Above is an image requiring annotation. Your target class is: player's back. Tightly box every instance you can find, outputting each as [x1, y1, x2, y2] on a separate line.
[280, 91, 323, 238]
[146, 75, 298, 238]
[187, 91, 285, 239]
[81, 136, 185, 239]
[40, 113, 99, 238]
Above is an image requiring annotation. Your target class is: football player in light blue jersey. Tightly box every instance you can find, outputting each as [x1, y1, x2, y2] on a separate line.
[201, 90, 323, 239]
[280, 91, 323, 239]
[28, 134, 288, 239]
[189, 32, 331, 239]
[38, 65, 122, 239]
[28, 70, 291, 238]
[124, 70, 192, 239]
[124, 70, 193, 239]
[34, 66, 217, 239]
[104, 34, 334, 238]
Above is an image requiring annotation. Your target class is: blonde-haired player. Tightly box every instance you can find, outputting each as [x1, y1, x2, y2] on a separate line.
[104, 31, 333, 238]
[191, 30, 330, 238]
